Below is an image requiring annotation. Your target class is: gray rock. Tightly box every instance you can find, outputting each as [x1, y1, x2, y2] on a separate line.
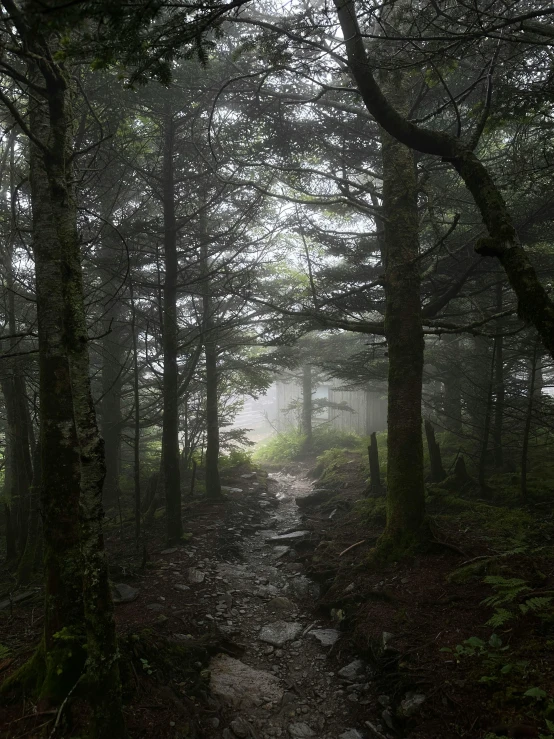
[269, 531, 310, 544]
[338, 659, 365, 681]
[160, 547, 178, 555]
[146, 603, 165, 612]
[267, 596, 295, 613]
[288, 723, 315, 738]
[111, 583, 139, 604]
[273, 546, 291, 559]
[173, 633, 193, 641]
[308, 629, 340, 647]
[399, 692, 426, 717]
[286, 576, 320, 600]
[209, 654, 283, 709]
[259, 621, 303, 647]
[381, 631, 396, 651]
[230, 717, 250, 737]
[188, 568, 205, 584]
[221, 486, 243, 493]
[241, 473, 257, 480]
[382, 709, 394, 730]
[339, 731, 364, 739]
[174, 584, 190, 592]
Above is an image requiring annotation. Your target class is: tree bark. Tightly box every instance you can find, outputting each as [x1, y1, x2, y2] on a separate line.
[478, 342, 496, 494]
[521, 340, 539, 499]
[201, 218, 222, 500]
[130, 280, 141, 548]
[161, 109, 182, 541]
[379, 81, 427, 552]
[2, 11, 126, 734]
[493, 282, 505, 468]
[367, 432, 382, 495]
[424, 420, 447, 483]
[100, 301, 124, 504]
[334, 0, 554, 360]
[301, 363, 313, 450]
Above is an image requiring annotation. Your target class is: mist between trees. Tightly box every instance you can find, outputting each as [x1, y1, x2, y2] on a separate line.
[1, 0, 554, 735]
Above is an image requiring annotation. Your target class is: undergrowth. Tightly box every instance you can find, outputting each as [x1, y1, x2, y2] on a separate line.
[253, 426, 362, 465]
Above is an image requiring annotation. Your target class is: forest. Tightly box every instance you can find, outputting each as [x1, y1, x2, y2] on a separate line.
[1, 0, 554, 737]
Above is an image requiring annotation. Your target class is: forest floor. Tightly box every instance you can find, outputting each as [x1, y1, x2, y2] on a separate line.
[1, 456, 554, 739]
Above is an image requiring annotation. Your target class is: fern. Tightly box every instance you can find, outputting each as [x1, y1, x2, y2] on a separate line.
[486, 608, 514, 628]
[482, 576, 530, 607]
[520, 596, 553, 615]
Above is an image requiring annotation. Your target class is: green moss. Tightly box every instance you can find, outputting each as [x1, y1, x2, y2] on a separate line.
[1, 628, 86, 703]
[355, 496, 387, 526]
[367, 519, 431, 565]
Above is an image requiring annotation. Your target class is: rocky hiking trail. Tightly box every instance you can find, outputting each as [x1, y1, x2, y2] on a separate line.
[0, 469, 394, 739]
[198, 471, 374, 739]
[114, 468, 386, 739]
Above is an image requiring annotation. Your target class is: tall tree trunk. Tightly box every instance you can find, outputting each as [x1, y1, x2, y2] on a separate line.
[161, 109, 182, 541]
[367, 432, 382, 495]
[521, 340, 539, 499]
[425, 420, 446, 482]
[493, 281, 505, 468]
[100, 301, 124, 504]
[478, 342, 496, 494]
[17, 442, 42, 585]
[443, 341, 463, 435]
[130, 280, 141, 547]
[379, 79, 427, 553]
[201, 220, 222, 500]
[2, 17, 125, 735]
[301, 363, 313, 450]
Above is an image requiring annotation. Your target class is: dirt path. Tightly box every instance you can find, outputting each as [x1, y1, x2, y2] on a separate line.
[201, 472, 373, 739]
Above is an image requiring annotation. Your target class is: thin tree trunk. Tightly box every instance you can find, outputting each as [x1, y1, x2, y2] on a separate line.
[201, 220, 222, 500]
[130, 280, 141, 548]
[493, 281, 505, 468]
[17, 442, 42, 585]
[161, 109, 182, 541]
[521, 341, 539, 500]
[478, 342, 496, 493]
[367, 432, 382, 495]
[425, 420, 446, 482]
[100, 302, 124, 504]
[301, 364, 313, 449]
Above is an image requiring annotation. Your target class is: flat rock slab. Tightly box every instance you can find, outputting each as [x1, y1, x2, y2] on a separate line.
[160, 547, 178, 555]
[174, 584, 190, 592]
[309, 628, 340, 647]
[221, 486, 243, 493]
[339, 731, 364, 739]
[338, 659, 366, 681]
[268, 531, 310, 544]
[259, 620, 303, 647]
[209, 654, 283, 709]
[288, 723, 316, 738]
[111, 583, 139, 604]
[273, 546, 291, 558]
[146, 603, 165, 612]
[188, 568, 205, 583]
